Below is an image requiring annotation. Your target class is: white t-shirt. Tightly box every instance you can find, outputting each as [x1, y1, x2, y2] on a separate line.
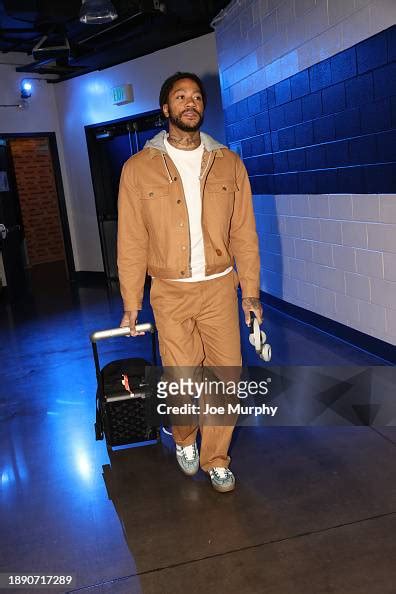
[163, 135, 232, 282]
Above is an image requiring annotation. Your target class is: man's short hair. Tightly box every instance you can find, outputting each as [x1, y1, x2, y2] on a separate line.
[159, 72, 207, 110]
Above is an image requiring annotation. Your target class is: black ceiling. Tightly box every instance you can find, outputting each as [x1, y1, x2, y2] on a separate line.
[0, 0, 230, 82]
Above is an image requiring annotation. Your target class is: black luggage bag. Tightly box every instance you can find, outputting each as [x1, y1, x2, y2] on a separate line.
[90, 323, 160, 450]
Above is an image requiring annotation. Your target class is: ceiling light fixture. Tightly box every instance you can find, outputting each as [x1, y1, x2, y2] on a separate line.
[79, 0, 118, 24]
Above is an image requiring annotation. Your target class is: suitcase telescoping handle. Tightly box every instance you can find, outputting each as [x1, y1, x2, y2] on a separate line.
[90, 323, 154, 342]
[90, 323, 157, 389]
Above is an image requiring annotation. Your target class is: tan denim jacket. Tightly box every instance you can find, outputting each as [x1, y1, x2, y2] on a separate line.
[117, 131, 260, 310]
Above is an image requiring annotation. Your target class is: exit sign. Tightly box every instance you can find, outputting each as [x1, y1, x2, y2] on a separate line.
[112, 84, 133, 106]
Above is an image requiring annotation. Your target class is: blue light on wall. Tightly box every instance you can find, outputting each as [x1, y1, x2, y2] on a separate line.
[20, 79, 32, 99]
[224, 25, 396, 195]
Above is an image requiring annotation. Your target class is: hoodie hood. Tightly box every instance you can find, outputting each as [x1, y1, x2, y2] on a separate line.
[144, 130, 226, 153]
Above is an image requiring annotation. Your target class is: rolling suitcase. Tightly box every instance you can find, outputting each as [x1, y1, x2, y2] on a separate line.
[90, 323, 160, 450]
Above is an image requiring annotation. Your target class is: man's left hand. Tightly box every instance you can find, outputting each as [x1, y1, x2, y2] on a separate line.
[242, 297, 263, 326]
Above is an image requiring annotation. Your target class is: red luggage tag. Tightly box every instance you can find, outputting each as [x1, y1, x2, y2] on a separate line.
[121, 374, 134, 395]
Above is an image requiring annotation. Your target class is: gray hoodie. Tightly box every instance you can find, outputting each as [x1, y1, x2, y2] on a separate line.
[144, 130, 226, 153]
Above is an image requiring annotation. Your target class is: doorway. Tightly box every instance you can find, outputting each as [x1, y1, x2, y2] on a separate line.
[0, 133, 74, 300]
[86, 110, 166, 281]
[0, 139, 25, 301]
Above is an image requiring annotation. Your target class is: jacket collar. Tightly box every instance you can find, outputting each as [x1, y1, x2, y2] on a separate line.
[144, 130, 226, 158]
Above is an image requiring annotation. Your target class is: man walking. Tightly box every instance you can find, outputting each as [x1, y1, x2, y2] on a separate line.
[118, 72, 262, 492]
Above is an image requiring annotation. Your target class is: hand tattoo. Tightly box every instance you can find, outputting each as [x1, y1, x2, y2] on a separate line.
[242, 297, 261, 308]
[242, 297, 263, 325]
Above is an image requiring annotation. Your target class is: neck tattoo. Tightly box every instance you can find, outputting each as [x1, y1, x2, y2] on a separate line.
[167, 135, 201, 150]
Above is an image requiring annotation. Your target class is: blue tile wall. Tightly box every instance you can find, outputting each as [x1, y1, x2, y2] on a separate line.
[224, 25, 396, 194]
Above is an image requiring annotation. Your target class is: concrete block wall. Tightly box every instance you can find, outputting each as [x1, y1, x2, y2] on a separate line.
[225, 27, 396, 195]
[216, 0, 396, 107]
[254, 193, 396, 344]
[214, 0, 396, 345]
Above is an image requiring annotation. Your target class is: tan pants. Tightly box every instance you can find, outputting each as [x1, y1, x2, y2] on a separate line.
[149, 269, 242, 471]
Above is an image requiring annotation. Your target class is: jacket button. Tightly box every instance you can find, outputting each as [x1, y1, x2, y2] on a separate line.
[222, 186, 227, 191]
[181, 245, 186, 250]
[179, 222, 184, 227]
[180, 270, 185, 275]
[149, 192, 154, 197]
[216, 248, 222, 256]
[174, 176, 177, 181]
[177, 199, 181, 204]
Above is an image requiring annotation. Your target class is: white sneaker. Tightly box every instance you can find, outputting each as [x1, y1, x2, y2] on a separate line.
[208, 467, 235, 492]
[175, 442, 199, 476]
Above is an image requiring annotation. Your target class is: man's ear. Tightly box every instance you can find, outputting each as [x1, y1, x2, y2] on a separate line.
[162, 104, 169, 118]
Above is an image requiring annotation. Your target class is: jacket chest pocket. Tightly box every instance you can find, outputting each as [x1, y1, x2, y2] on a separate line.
[140, 185, 170, 200]
[206, 180, 237, 196]
[139, 185, 171, 230]
[206, 180, 237, 218]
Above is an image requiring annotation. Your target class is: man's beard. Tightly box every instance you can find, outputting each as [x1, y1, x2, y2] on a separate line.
[168, 107, 204, 132]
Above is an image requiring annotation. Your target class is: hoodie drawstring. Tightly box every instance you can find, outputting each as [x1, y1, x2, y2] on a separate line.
[161, 153, 173, 184]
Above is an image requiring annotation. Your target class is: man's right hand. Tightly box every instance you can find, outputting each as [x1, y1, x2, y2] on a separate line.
[120, 310, 146, 337]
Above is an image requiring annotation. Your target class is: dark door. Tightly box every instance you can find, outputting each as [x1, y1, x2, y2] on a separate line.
[91, 129, 131, 281]
[0, 139, 26, 300]
[87, 112, 166, 281]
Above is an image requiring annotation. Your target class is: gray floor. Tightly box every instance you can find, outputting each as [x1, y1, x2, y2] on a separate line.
[0, 276, 395, 594]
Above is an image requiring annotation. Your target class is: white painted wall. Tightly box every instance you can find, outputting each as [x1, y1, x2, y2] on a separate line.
[0, 53, 59, 132]
[214, 0, 396, 346]
[54, 33, 225, 271]
[0, 54, 79, 276]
